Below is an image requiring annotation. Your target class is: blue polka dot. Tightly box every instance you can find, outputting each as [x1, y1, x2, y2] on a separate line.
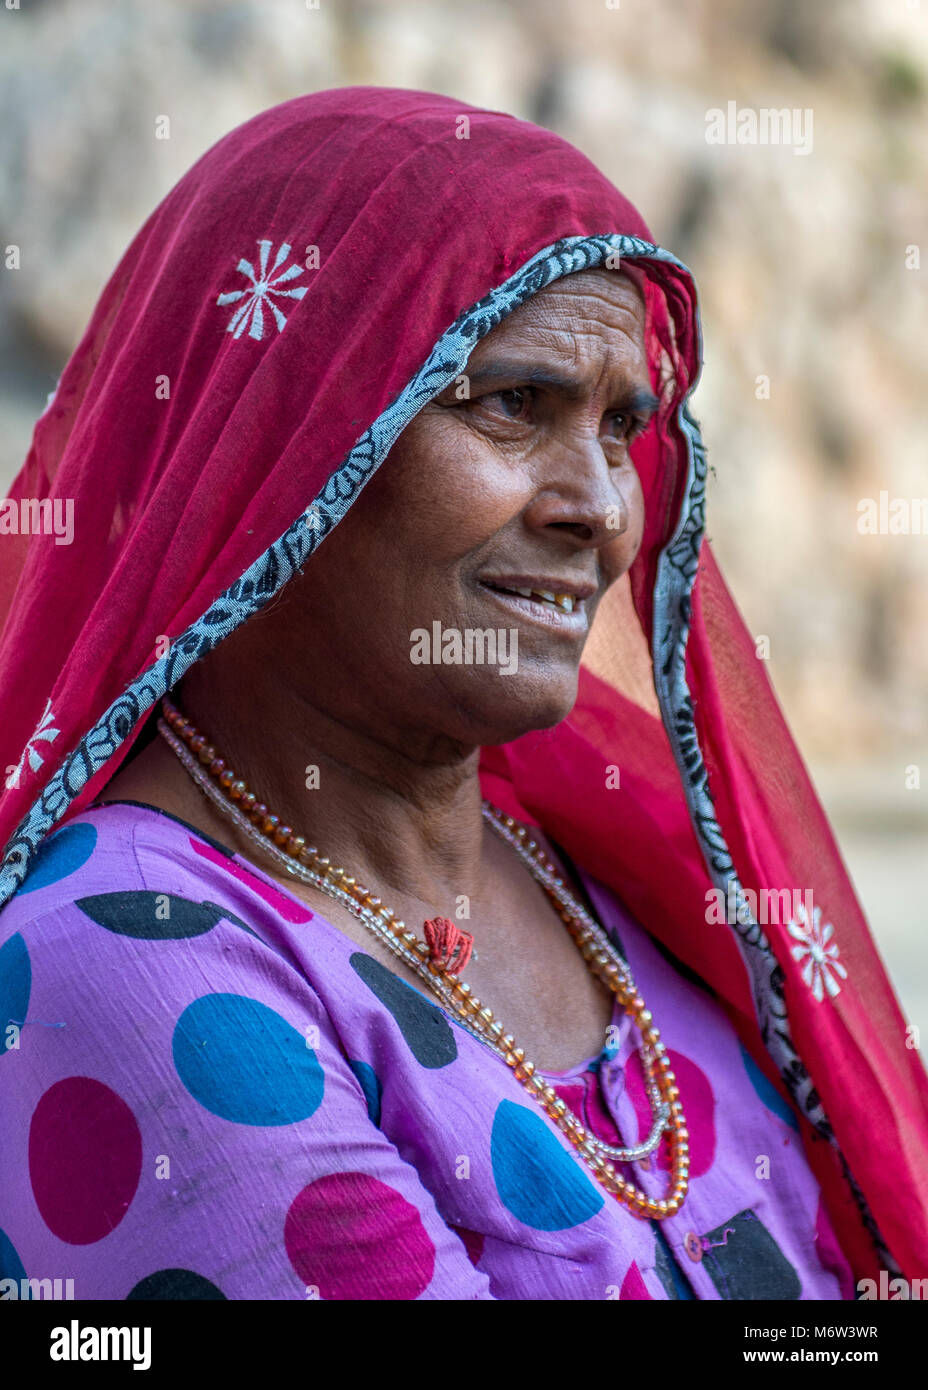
[491, 1099, 604, 1231]
[173, 994, 324, 1126]
[739, 1044, 800, 1131]
[349, 1060, 382, 1126]
[19, 823, 97, 894]
[0, 1227, 29, 1292]
[0, 933, 31, 1049]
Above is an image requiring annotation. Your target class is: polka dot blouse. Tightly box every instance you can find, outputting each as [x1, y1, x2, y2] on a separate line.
[0, 801, 856, 1300]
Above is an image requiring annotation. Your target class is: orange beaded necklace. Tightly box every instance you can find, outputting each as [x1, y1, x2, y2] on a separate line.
[158, 695, 690, 1219]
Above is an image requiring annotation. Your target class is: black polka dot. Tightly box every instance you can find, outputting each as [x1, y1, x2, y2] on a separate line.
[349, 952, 457, 1068]
[126, 1268, 226, 1300]
[76, 890, 261, 941]
[201, 901, 263, 940]
[700, 1209, 801, 1299]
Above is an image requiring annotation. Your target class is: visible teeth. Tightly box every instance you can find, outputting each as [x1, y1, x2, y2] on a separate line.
[527, 588, 577, 613]
[490, 583, 579, 613]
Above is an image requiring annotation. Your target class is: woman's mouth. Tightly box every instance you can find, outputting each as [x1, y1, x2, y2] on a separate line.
[491, 584, 578, 613]
[477, 579, 591, 631]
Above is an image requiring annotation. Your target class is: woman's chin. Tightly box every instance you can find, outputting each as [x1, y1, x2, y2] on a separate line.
[455, 678, 580, 746]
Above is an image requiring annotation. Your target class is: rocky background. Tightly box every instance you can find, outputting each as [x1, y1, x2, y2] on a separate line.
[1, 0, 926, 1026]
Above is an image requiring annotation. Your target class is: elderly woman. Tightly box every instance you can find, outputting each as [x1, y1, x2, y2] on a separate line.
[0, 87, 925, 1302]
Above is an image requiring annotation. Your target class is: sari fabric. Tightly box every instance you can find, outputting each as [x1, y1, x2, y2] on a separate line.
[0, 86, 925, 1280]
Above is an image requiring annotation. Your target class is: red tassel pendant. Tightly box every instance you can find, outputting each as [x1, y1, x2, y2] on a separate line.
[423, 916, 474, 975]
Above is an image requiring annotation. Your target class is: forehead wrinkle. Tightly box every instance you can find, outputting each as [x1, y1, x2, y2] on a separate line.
[529, 270, 644, 317]
[503, 284, 644, 354]
[488, 318, 650, 400]
[521, 290, 644, 341]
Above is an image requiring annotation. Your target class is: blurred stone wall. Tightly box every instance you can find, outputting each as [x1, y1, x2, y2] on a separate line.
[1, 0, 926, 1019]
[4, 0, 926, 763]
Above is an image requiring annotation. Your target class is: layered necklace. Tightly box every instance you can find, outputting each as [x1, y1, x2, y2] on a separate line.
[157, 695, 690, 1220]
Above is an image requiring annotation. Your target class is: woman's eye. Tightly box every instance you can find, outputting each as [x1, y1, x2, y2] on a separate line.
[484, 388, 530, 418]
[607, 412, 647, 442]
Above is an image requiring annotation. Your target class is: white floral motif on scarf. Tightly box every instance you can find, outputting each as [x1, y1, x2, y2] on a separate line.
[787, 902, 848, 1002]
[216, 240, 308, 340]
[7, 697, 60, 789]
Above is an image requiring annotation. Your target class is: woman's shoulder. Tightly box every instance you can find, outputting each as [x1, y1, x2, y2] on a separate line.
[0, 801, 146, 937]
[1, 799, 221, 924]
[0, 799, 341, 1070]
[0, 798, 313, 976]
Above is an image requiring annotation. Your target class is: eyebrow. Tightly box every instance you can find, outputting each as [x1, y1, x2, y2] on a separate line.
[462, 360, 661, 416]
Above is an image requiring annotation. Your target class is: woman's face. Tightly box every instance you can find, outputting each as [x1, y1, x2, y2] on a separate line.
[259, 267, 654, 751]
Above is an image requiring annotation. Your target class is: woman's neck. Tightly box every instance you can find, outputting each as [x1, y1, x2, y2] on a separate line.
[168, 663, 492, 912]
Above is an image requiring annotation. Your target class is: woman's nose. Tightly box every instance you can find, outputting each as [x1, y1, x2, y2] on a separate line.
[525, 442, 637, 547]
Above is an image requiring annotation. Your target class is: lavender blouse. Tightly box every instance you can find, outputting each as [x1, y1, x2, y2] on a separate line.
[0, 800, 856, 1300]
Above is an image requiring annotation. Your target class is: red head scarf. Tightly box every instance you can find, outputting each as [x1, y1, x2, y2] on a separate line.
[1, 86, 925, 1279]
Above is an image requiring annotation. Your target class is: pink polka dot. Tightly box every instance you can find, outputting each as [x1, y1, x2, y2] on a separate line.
[625, 1048, 716, 1178]
[620, 1259, 652, 1299]
[285, 1172, 436, 1299]
[551, 1076, 624, 1147]
[189, 837, 313, 923]
[551, 1080, 586, 1112]
[450, 1224, 485, 1267]
[29, 1077, 142, 1244]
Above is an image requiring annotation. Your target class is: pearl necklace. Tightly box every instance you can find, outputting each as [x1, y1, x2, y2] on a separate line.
[157, 696, 690, 1219]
